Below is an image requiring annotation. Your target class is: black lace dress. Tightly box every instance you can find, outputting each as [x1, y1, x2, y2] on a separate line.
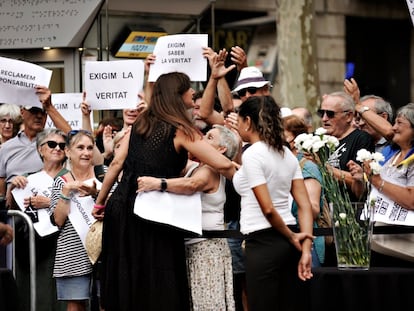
[100, 122, 189, 311]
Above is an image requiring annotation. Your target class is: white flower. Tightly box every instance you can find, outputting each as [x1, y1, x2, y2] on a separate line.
[369, 161, 382, 175]
[326, 136, 339, 148]
[356, 149, 372, 162]
[372, 152, 385, 163]
[301, 139, 314, 152]
[312, 140, 325, 153]
[315, 127, 327, 135]
[335, 220, 340, 227]
[339, 213, 347, 219]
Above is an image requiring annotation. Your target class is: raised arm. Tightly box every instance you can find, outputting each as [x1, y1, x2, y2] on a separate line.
[36, 86, 71, 133]
[80, 93, 104, 166]
[344, 78, 394, 140]
[199, 48, 235, 126]
[92, 127, 131, 219]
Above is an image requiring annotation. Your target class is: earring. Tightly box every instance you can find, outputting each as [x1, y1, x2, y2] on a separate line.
[245, 128, 248, 131]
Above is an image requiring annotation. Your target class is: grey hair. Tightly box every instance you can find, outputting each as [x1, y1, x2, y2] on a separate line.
[212, 124, 240, 160]
[327, 91, 355, 112]
[0, 104, 21, 120]
[360, 95, 393, 122]
[36, 128, 67, 162]
[396, 103, 414, 128]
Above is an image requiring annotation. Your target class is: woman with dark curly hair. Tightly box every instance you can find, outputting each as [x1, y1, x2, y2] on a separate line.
[233, 95, 314, 311]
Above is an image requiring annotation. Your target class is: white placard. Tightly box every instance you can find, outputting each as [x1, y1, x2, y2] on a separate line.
[134, 191, 202, 235]
[84, 59, 144, 110]
[148, 34, 208, 82]
[45, 93, 92, 130]
[370, 186, 414, 226]
[0, 56, 52, 108]
[68, 178, 101, 248]
[11, 171, 59, 237]
[406, 0, 414, 26]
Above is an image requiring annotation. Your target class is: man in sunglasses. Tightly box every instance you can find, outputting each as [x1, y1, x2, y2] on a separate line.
[0, 85, 71, 210]
[318, 91, 375, 203]
[318, 91, 374, 267]
[232, 66, 271, 101]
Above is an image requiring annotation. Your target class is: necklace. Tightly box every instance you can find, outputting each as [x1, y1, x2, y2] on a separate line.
[70, 171, 76, 181]
[390, 151, 401, 167]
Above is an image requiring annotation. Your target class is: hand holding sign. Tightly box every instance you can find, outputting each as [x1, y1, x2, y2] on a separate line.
[148, 34, 208, 82]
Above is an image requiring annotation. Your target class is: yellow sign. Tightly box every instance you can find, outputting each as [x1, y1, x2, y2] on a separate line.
[114, 31, 167, 58]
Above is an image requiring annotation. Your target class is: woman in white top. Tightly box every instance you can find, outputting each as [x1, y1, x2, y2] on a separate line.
[137, 124, 241, 310]
[232, 95, 314, 311]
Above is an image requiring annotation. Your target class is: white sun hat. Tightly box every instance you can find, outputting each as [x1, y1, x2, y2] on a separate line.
[232, 66, 271, 93]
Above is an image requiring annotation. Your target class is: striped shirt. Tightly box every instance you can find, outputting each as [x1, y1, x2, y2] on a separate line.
[51, 176, 93, 277]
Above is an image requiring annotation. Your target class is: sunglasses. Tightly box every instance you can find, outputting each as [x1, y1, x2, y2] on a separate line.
[237, 87, 258, 97]
[317, 109, 350, 119]
[67, 129, 93, 143]
[41, 140, 66, 150]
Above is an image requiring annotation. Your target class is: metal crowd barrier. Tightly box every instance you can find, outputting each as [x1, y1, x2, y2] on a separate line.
[7, 210, 37, 311]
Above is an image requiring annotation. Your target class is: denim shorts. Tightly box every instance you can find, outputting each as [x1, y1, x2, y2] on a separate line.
[56, 274, 91, 300]
[226, 220, 245, 274]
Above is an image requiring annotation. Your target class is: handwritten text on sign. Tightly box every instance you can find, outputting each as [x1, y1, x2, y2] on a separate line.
[84, 59, 144, 110]
[148, 34, 208, 82]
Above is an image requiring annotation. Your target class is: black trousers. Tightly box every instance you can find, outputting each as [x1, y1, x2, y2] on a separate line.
[244, 228, 309, 311]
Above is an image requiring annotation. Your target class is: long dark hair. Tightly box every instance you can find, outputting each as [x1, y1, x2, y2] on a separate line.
[238, 95, 285, 152]
[134, 72, 198, 141]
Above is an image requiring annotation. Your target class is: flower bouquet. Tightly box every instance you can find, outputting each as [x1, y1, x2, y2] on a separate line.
[294, 128, 376, 269]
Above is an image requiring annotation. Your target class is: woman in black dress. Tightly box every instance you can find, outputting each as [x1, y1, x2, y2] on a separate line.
[94, 54, 236, 310]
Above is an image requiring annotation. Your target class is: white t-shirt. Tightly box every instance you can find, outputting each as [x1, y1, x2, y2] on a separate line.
[233, 142, 302, 234]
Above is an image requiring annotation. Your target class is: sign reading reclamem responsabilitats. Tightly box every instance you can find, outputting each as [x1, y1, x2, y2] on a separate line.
[0, 56, 52, 108]
[84, 59, 144, 110]
[148, 34, 208, 82]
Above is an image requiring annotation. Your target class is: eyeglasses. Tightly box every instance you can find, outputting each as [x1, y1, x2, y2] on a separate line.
[0, 119, 14, 125]
[317, 109, 350, 119]
[41, 140, 66, 150]
[237, 87, 258, 97]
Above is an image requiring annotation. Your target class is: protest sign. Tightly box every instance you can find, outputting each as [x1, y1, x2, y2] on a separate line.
[84, 59, 144, 110]
[148, 34, 208, 82]
[46, 93, 92, 130]
[12, 171, 58, 237]
[370, 186, 414, 226]
[0, 56, 52, 107]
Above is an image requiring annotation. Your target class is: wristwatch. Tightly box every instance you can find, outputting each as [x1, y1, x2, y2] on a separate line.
[160, 178, 167, 192]
[359, 106, 370, 114]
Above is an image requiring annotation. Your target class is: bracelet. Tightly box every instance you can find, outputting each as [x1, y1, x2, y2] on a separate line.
[378, 179, 385, 193]
[93, 204, 106, 210]
[59, 193, 71, 201]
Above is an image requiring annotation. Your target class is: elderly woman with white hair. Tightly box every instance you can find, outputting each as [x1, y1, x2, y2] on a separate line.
[137, 124, 241, 311]
[0, 103, 22, 145]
